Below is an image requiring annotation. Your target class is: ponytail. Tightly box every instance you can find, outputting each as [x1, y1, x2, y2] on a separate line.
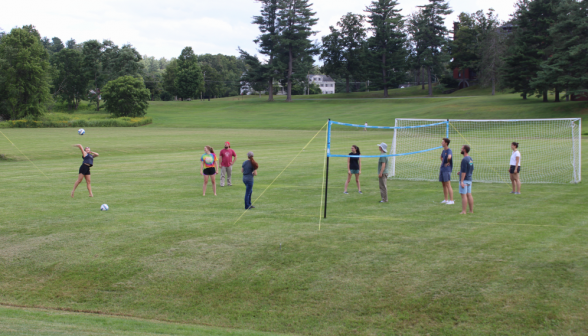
[250, 157, 259, 170]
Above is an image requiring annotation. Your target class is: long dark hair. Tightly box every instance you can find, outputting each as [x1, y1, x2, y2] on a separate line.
[352, 145, 360, 155]
[512, 142, 519, 149]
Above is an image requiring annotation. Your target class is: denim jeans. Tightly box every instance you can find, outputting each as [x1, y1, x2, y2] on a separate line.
[243, 178, 254, 209]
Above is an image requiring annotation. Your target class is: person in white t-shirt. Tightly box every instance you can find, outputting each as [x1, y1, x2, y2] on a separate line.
[509, 142, 521, 194]
[364, 122, 368, 131]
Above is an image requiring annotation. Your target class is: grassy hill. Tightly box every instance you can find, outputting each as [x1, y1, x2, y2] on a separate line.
[0, 90, 587, 335]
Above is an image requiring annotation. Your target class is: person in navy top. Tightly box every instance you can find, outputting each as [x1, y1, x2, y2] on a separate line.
[439, 138, 454, 205]
[457, 145, 474, 214]
[71, 144, 99, 197]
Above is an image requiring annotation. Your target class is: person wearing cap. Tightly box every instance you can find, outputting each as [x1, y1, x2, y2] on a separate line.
[242, 151, 259, 209]
[377, 142, 389, 203]
[219, 142, 237, 187]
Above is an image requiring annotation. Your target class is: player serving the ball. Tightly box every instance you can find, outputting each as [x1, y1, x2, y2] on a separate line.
[71, 144, 99, 198]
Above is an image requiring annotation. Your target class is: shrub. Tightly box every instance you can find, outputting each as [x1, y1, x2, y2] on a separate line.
[102, 76, 150, 117]
[160, 91, 173, 101]
[0, 116, 152, 128]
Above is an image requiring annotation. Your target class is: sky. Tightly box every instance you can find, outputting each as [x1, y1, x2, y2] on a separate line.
[1, 0, 518, 60]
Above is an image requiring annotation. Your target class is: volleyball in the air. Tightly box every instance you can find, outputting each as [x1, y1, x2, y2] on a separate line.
[78, 129, 85, 135]
[100, 204, 109, 211]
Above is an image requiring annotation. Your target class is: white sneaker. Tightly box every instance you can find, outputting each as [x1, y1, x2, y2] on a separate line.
[441, 200, 447, 204]
[446, 201, 455, 205]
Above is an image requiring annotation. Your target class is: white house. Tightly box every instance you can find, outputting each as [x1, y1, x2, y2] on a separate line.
[308, 74, 335, 94]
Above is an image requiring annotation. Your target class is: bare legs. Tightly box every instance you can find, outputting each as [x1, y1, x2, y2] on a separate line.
[460, 193, 474, 214]
[510, 173, 521, 193]
[71, 174, 92, 197]
[344, 173, 361, 193]
[203, 175, 217, 196]
[442, 181, 454, 201]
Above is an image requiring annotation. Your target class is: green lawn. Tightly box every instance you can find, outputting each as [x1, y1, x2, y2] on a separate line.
[1, 91, 587, 335]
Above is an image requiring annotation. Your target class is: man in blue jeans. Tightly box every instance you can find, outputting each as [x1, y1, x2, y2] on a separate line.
[457, 145, 474, 214]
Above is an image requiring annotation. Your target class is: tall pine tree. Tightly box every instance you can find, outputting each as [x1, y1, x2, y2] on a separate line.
[414, 0, 452, 96]
[365, 0, 407, 97]
[253, 0, 281, 101]
[276, 0, 318, 102]
[174, 47, 204, 100]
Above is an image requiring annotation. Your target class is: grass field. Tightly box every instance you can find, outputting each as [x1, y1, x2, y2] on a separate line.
[1, 91, 587, 335]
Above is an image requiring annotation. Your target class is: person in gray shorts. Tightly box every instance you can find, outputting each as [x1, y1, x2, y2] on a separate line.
[344, 145, 362, 194]
[439, 138, 454, 204]
[458, 145, 474, 214]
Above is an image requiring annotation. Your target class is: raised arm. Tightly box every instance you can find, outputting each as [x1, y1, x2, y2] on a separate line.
[73, 144, 86, 157]
[91, 151, 99, 158]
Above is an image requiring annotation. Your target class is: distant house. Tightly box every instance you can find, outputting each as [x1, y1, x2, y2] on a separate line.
[308, 75, 335, 94]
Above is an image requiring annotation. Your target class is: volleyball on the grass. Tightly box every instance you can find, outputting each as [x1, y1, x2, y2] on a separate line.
[100, 204, 109, 211]
[78, 129, 85, 135]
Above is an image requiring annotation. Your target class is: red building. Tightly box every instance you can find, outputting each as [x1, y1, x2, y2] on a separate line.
[453, 67, 476, 89]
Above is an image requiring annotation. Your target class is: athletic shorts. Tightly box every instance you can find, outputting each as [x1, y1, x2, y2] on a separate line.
[79, 164, 91, 176]
[203, 167, 216, 175]
[509, 165, 521, 174]
[350, 169, 360, 174]
[439, 171, 451, 182]
[459, 181, 472, 194]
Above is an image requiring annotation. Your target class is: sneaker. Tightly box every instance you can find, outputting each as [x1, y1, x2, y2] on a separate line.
[515, 192, 521, 194]
[358, 191, 363, 194]
[247, 206, 255, 209]
[510, 191, 515, 194]
[446, 201, 455, 205]
[441, 200, 448, 204]
[379, 200, 387, 203]
[343, 191, 349, 194]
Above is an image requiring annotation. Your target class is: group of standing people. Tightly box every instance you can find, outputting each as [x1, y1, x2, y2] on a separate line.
[341, 137, 522, 214]
[436, 138, 521, 214]
[199, 142, 259, 209]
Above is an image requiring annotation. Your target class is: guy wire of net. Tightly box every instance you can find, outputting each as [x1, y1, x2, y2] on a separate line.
[392, 119, 581, 184]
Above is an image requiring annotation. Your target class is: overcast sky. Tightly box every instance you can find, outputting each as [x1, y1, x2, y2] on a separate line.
[2, 0, 517, 60]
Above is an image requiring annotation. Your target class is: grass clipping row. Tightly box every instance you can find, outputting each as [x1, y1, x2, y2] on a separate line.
[0, 115, 153, 128]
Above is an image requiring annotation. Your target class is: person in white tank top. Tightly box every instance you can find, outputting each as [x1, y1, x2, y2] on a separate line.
[509, 142, 521, 194]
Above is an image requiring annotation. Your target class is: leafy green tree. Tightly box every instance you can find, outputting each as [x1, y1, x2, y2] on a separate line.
[477, 10, 505, 95]
[162, 58, 179, 98]
[253, 0, 281, 101]
[174, 47, 204, 100]
[365, 0, 407, 97]
[141, 56, 168, 101]
[201, 63, 223, 98]
[0, 25, 51, 120]
[407, 9, 428, 89]
[198, 54, 247, 97]
[276, 0, 319, 102]
[413, 0, 453, 96]
[102, 75, 150, 117]
[51, 48, 87, 109]
[321, 13, 367, 93]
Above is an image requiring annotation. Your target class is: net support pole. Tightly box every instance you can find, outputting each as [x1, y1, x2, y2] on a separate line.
[446, 119, 450, 138]
[324, 119, 331, 219]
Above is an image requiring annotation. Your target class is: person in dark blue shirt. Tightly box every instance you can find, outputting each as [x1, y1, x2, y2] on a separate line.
[457, 145, 474, 214]
[439, 138, 454, 205]
[242, 151, 258, 209]
[71, 144, 99, 198]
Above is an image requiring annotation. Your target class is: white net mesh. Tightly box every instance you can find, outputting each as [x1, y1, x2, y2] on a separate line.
[392, 118, 582, 184]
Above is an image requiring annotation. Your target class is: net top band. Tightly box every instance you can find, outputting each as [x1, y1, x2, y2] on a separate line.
[330, 120, 448, 129]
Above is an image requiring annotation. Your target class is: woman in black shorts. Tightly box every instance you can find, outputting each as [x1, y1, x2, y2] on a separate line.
[71, 144, 99, 197]
[344, 145, 362, 194]
[200, 145, 218, 196]
[509, 142, 521, 194]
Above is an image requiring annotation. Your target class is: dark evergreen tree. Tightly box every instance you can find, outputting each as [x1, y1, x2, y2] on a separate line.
[365, 0, 407, 97]
[413, 0, 453, 96]
[253, 0, 281, 101]
[321, 13, 367, 93]
[276, 0, 318, 102]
